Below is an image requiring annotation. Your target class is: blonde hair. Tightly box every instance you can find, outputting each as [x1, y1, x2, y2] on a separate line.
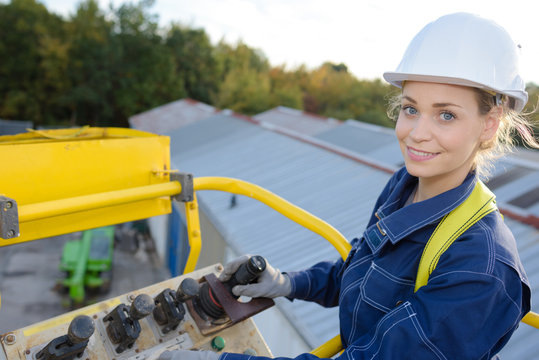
[387, 88, 539, 179]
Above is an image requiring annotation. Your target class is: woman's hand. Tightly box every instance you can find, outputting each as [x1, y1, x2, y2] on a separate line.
[219, 255, 291, 298]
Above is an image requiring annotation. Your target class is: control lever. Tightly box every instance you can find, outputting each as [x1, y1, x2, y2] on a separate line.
[36, 315, 94, 360]
[103, 293, 155, 353]
[197, 255, 266, 319]
[152, 278, 199, 333]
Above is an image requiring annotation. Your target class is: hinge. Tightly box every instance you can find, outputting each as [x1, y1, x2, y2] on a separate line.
[0, 196, 19, 240]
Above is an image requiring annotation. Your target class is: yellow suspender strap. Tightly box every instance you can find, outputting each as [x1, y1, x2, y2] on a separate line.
[414, 180, 497, 292]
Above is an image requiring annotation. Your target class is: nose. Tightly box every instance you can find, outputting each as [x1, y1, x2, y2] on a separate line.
[409, 114, 432, 142]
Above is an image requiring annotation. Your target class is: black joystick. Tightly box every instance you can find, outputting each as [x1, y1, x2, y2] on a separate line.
[197, 255, 266, 319]
[103, 293, 155, 353]
[224, 255, 266, 292]
[36, 315, 95, 360]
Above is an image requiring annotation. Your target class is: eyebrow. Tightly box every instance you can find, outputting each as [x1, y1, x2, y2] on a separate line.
[402, 95, 462, 108]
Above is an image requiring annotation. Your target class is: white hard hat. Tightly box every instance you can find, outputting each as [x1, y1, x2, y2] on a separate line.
[383, 12, 528, 112]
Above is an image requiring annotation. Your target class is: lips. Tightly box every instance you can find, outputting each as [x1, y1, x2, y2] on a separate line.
[407, 146, 439, 161]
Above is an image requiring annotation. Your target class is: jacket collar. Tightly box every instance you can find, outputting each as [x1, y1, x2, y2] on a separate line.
[364, 170, 477, 254]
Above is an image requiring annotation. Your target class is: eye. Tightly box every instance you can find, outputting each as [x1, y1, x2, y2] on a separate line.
[402, 105, 418, 116]
[439, 111, 455, 121]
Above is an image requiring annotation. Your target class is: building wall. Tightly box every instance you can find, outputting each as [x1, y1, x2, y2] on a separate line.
[148, 214, 169, 262]
[195, 208, 227, 270]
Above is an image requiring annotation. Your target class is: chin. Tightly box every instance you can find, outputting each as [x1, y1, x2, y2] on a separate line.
[403, 162, 440, 179]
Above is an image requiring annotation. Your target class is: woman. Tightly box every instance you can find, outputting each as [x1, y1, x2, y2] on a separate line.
[159, 12, 536, 360]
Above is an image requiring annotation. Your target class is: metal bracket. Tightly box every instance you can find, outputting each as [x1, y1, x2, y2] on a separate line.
[170, 173, 194, 202]
[0, 196, 19, 240]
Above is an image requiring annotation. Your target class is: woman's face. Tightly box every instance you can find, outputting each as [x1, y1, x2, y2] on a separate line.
[395, 81, 498, 191]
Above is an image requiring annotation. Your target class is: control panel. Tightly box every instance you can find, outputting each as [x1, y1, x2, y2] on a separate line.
[0, 262, 273, 360]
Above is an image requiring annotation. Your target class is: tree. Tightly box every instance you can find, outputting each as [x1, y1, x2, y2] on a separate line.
[212, 40, 272, 115]
[0, 0, 69, 127]
[64, 0, 114, 126]
[107, 0, 185, 126]
[267, 66, 303, 110]
[165, 25, 219, 104]
[213, 40, 270, 81]
[215, 68, 271, 115]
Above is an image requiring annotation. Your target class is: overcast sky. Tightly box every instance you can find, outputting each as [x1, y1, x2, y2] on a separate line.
[41, 0, 539, 84]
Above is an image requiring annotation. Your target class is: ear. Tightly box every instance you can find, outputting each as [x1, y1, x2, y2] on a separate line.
[480, 106, 501, 142]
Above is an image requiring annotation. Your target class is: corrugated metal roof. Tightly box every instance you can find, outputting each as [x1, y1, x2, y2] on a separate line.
[253, 106, 341, 136]
[128, 98, 217, 135]
[499, 218, 539, 359]
[315, 120, 404, 168]
[164, 113, 539, 356]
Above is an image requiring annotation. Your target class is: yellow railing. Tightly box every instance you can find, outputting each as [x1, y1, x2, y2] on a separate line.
[19, 182, 181, 223]
[192, 177, 352, 259]
[523, 312, 539, 329]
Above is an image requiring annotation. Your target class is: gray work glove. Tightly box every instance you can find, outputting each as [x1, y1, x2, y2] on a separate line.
[219, 255, 291, 298]
[158, 349, 220, 360]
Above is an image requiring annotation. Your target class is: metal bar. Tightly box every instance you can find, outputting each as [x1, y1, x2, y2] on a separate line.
[522, 311, 539, 329]
[18, 182, 181, 223]
[183, 194, 202, 274]
[193, 177, 351, 260]
[310, 334, 343, 358]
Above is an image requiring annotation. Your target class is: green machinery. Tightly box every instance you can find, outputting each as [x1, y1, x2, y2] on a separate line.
[58, 226, 115, 305]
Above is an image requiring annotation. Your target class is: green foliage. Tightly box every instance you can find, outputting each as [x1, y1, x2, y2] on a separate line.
[0, 0, 69, 127]
[165, 25, 219, 104]
[216, 68, 271, 115]
[0, 0, 396, 129]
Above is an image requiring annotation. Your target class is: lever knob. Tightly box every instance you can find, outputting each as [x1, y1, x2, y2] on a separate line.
[176, 278, 200, 302]
[67, 315, 95, 344]
[129, 294, 155, 320]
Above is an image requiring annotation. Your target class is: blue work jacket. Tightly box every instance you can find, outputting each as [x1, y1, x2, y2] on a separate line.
[221, 168, 531, 360]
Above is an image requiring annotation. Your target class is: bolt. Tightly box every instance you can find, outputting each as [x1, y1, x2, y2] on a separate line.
[189, 203, 196, 210]
[93, 314, 98, 319]
[25, 349, 31, 355]
[7, 230, 15, 238]
[5, 201, 12, 209]
[128, 294, 136, 302]
[4, 333, 16, 345]
[216, 265, 223, 272]
[192, 230, 200, 237]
